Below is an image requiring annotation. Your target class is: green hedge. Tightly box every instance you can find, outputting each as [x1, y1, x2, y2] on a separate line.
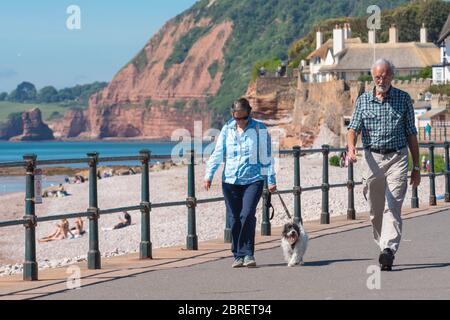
[408, 153, 446, 173]
[329, 155, 341, 167]
[428, 85, 450, 96]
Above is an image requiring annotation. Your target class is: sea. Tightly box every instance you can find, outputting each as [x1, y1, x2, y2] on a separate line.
[0, 140, 212, 195]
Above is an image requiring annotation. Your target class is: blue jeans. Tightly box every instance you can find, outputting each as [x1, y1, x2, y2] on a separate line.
[222, 180, 264, 258]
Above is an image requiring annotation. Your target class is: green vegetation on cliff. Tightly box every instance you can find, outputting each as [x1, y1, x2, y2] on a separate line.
[165, 26, 212, 69]
[168, 0, 408, 125]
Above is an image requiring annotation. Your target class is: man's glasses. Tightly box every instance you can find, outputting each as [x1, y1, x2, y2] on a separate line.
[373, 75, 392, 82]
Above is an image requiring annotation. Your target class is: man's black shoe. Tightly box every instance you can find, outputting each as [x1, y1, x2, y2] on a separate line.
[379, 248, 395, 271]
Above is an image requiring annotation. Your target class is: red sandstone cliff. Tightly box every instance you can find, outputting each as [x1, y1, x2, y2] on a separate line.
[9, 108, 54, 141]
[49, 108, 87, 139]
[68, 14, 233, 140]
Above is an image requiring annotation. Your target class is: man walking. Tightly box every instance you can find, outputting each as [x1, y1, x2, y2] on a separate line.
[347, 59, 421, 271]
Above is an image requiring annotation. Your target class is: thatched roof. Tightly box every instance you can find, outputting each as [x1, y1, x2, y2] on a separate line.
[319, 42, 439, 72]
[307, 38, 362, 60]
[438, 14, 450, 44]
[307, 39, 333, 60]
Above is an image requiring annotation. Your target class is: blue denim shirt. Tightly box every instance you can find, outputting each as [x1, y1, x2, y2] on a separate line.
[204, 117, 277, 186]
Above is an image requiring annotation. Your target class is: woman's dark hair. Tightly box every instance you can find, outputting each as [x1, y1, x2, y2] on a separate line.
[231, 98, 252, 113]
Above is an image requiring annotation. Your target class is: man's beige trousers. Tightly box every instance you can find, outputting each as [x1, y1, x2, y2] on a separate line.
[362, 147, 409, 254]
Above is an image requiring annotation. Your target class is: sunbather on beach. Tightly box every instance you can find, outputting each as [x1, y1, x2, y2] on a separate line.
[70, 217, 85, 236]
[113, 212, 132, 230]
[74, 175, 85, 184]
[39, 219, 74, 243]
[57, 184, 68, 197]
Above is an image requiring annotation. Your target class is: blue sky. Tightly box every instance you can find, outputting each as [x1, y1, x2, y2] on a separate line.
[0, 0, 198, 93]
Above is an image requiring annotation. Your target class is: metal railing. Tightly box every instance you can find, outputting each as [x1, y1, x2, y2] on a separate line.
[419, 126, 450, 143]
[1, 143, 449, 281]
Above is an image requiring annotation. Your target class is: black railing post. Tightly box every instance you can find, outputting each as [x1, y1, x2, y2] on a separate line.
[261, 178, 271, 236]
[445, 126, 448, 142]
[347, 160, 356, 220]
[186, 150, 198, 250]
[293, 146, 303, 225]
[23, 154, 38, 281]
[139, 150, 152, 259]
[321, 145, 330, 224]
[445, 142, 450, 202]
[87, 152, 101, 269]
[429, 143, 437, 206]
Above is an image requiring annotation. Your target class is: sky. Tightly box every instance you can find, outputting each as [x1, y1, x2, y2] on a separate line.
[0, 0, 198, 93]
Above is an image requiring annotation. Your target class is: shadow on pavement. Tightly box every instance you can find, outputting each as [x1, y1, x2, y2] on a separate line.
[304, 258, 373, 267]
[392, 262, 450, 272]
[258, 258, 372, 268]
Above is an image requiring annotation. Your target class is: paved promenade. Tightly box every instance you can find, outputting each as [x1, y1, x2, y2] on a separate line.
[1, 204, 449, 300]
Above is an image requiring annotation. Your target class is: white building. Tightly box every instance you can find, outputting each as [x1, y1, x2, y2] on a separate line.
[306, 24, 440, 83]
[432, 14, 450, 84]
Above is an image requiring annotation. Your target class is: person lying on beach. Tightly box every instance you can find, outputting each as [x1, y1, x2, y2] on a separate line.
[57, 184, 68, 198]
[102, 171, 112, 179]
[70, 217, 85, 236]
[101, 212, 132, 231]
[113, 211, 132, 230]
[39, 219, 74, 243]
[74, 175, 85, 184]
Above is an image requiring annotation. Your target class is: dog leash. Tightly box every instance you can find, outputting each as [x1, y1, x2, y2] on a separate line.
[276, 192, 292, 220]
[268, 192, 292, 220]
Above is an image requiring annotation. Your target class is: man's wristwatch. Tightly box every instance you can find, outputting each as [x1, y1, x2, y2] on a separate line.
[413, 165, 421, 172]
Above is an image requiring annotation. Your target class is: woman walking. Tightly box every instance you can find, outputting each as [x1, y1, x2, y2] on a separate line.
[204, 98, 277, 268]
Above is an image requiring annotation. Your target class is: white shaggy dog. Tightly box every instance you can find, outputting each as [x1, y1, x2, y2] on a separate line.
[281, 222, 309, 267]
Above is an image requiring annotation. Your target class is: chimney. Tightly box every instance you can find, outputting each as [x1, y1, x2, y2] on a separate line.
[333, 25, 345, 56]
[344, 23, 352, 39]
[368, 29, 376, 44]
[389, 24, 398, 44]
[316, 28, 323, 50]
[420, 23, 428, 43]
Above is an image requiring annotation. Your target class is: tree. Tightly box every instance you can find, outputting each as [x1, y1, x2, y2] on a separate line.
[419, 67, 432, 79]
[38, 86, 59, 103]
[57, 87, 75, 101]
[419, 0, 450, 43]
[8, 82, 37, 102]
[0, 92, 7, 101]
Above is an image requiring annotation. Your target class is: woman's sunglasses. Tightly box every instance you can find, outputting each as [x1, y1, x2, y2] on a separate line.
[233, 115, 250, 121]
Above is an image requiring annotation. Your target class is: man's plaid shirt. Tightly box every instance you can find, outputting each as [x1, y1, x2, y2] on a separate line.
[348, 86, 418, 150]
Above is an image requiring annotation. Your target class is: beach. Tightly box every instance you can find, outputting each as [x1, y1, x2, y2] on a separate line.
[0, 154, 445, 276]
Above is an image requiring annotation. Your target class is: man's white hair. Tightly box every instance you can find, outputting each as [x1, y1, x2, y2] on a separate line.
[371, 59, 396, 75]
